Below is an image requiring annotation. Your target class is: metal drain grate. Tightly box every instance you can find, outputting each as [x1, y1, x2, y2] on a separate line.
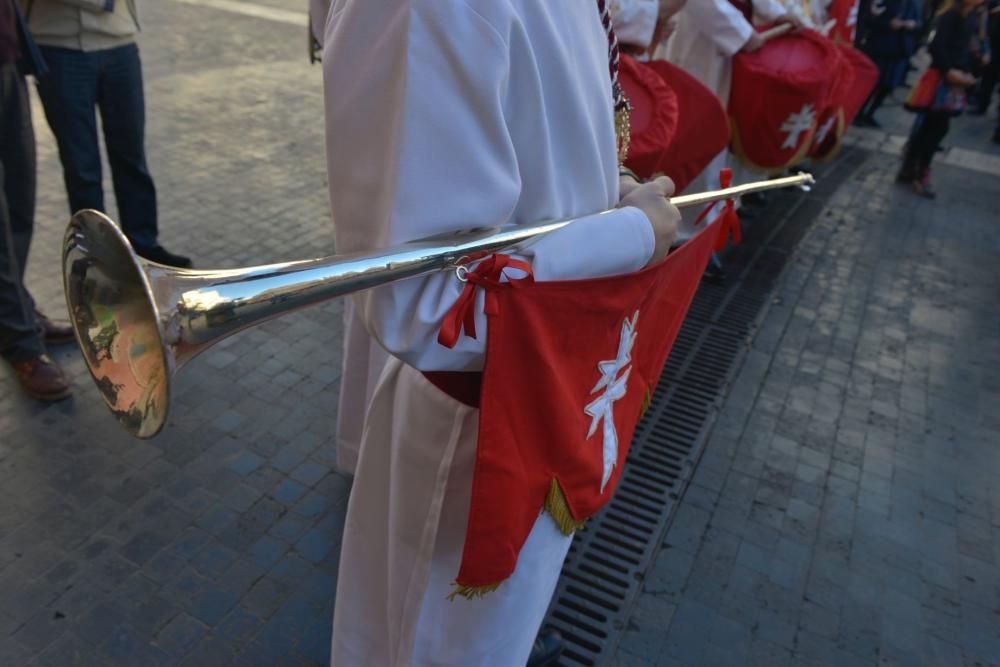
[543, 150, 868, 665]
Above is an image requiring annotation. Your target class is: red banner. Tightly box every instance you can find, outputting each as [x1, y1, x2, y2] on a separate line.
[442, 213, 728, 591]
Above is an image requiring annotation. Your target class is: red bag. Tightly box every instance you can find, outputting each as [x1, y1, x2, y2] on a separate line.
[437, 209, 734, 592]
[905, 68, 942, 112]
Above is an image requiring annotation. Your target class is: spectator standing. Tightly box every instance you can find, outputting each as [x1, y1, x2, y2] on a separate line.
[856, 0, 922, 127]
[1, 0, 73, 400]
[972, 0, 999, 112]
[20, 0, 191, 267]
[899, 0, 983, 197]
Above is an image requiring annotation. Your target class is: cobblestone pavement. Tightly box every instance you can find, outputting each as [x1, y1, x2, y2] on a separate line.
[2, 1, 1000, 665]
[3, 3, 342, 666]
[613, 116, 1000, 664]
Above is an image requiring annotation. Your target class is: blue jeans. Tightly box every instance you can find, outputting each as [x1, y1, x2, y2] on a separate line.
[0, 65, 45, 361]
[36, 43, 159, 249]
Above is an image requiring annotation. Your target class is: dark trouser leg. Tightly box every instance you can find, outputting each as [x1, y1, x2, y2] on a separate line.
[864, 85, 892, 118]
[98, 44, 158, 249]
[35, 46, 104, 218]
[0, 65, 44, 362]
[909, 110, 950, 174]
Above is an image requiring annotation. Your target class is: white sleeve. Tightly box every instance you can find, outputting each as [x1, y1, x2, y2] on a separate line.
[324, 4, 654, 373]
[611, 0, 660, 49]
[754, 0, 789, 23]
[687, 0, 755, 56]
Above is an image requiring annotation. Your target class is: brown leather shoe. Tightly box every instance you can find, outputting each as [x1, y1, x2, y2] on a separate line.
[35, 310, 76, 345]
[10, 354, 71, 401]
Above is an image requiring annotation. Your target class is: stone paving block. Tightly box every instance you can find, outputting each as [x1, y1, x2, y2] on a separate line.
[178, 635, 237, 667]
[240, 577, 289, 621]
[33, 634, 104, 667]
[156, 612, 208, 659]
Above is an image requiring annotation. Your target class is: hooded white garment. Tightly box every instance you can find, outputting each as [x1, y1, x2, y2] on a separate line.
[323, 0, 657, 664]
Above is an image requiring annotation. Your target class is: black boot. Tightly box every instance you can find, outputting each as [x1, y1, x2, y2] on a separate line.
[134, 244, 193, 268]
[526, 629, 563, 667]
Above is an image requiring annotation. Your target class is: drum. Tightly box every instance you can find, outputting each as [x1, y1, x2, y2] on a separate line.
[730, 29, 838, 173]
[827, 0, 860, 44]
[619, 55, 678, 180]
[620, 56, 730, 194]
[645, 60, 731, 193]
[809, 43, 878, 160]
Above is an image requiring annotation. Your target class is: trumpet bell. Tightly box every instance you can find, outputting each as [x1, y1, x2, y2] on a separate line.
[63, 210, 172, 438]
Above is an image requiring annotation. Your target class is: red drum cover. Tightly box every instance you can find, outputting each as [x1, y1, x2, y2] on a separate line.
[828, 0, 860, 44]
[645, 60, 730, 193]
[810, 42, 878, 160]
[838, 45, 878, 123]
[729, 29, 837, 172]
[619, 55, 679, 179]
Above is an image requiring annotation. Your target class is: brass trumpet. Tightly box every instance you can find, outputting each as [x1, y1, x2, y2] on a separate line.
[62, 173, 813, 438]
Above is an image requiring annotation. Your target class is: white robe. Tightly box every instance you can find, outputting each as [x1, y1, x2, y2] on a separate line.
[611, 0, 660, 50]
[309, 0, 331, 45]
[322, 1, 656, 664]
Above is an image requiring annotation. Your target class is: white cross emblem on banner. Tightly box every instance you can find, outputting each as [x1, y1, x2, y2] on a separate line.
[780, 104, 815, 150]
[585, 311, 640, 492]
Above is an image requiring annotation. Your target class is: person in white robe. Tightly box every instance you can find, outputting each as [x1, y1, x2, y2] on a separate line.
[322, 1, 679, 664]
[658, 0, 794, 236]
[780, 0, 832, 31]
[309, 0, 329, 62]
[307, 0, 391, 476]
[612, 0, 688, 55]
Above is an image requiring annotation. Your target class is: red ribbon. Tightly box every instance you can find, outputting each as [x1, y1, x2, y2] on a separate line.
[715, 168, 741, 251]
[438, 254, 534, 349]
[691, 168, 741, 252]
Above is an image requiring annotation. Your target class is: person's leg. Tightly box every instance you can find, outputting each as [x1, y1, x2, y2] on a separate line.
[865, 85, 892, 119]
[97, 44, 158, 250]
[0, 66, 70, 400]
[908, 111, 949, 197]
[0, 66, 43, 362]
[97, 44, 190, 267]
[34, 46, 104, 216]
[898, 112, 926, 182]
[974, 66, 995, 113]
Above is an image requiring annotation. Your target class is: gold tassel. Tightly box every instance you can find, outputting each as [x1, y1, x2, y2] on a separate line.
[639, 387, 653, 418]
[544, 478, 587, 536]
[447, 581, 502, 601]
[615, 106, 631, 167]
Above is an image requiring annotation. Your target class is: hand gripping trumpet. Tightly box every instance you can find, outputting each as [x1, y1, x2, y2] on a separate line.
[63, 173, 813, 438]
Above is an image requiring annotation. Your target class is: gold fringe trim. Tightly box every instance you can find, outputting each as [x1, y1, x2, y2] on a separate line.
[544, 478, 587, 536]
[615, 106, 632, 166]
[447, 581, 502, 601]
[640, 387, 653, 418]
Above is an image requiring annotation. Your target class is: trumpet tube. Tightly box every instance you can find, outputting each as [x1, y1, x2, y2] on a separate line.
[62, 173, 813, 438]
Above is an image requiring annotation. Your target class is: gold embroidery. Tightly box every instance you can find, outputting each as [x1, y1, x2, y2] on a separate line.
[615, 106, 631, 166]
[639, 387, 653, 418]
